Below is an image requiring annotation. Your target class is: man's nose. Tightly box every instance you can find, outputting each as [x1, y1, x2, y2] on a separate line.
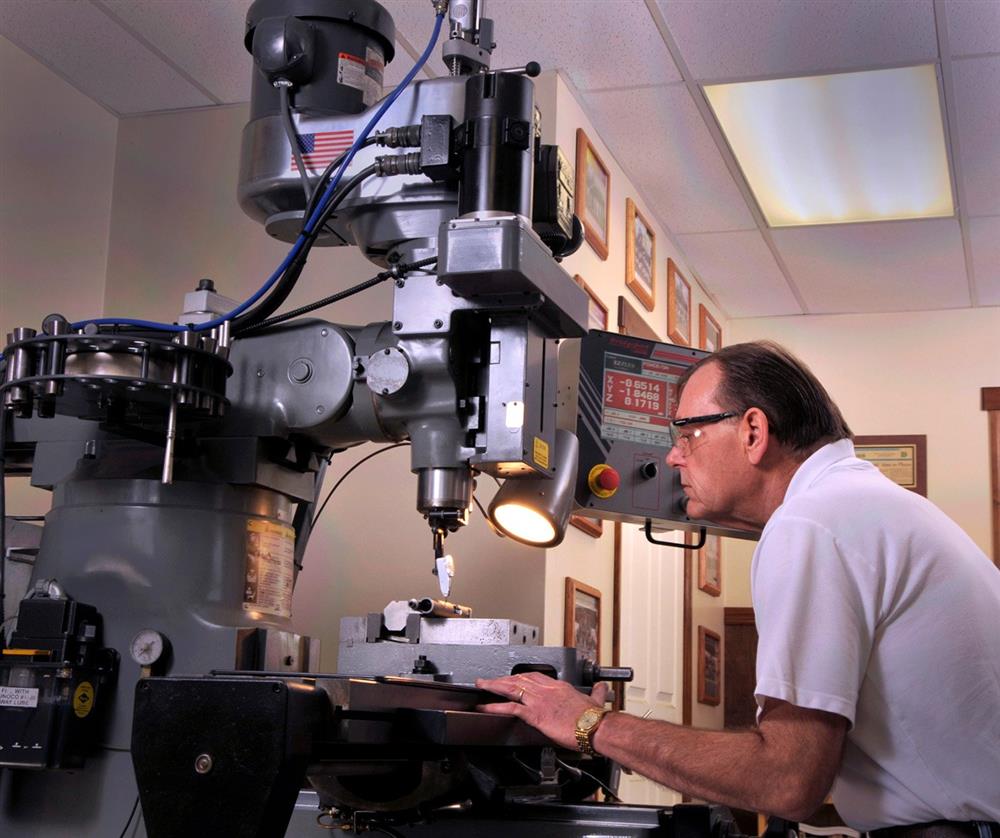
[665, 445, 683, 468]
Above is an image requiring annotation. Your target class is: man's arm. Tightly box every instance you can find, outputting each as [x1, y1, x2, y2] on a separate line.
[477, 674, 847, 822]
[593, 698, 847, 820]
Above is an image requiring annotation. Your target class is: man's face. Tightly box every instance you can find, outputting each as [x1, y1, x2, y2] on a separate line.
[666, 364, 744, 522]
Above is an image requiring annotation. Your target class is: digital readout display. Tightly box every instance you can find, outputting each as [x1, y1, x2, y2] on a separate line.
[600, 352, 684, 447]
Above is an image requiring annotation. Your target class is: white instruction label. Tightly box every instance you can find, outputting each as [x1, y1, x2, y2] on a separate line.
[243, 519, 295, 619]
[337, 48, 384, 107]
[0, 686, 40, 708]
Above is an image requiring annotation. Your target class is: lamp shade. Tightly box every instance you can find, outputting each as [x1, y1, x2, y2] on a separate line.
[487, 429, 579, 548]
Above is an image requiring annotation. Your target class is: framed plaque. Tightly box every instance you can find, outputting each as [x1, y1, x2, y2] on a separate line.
[698, 626, 721, 706]
[625, 198, 656, 312]
[667, 258, 691, 346]
[697, 533, 722, 597]
[699, 304, 722, 352]
[575, 129, 611, 261]
[574, 275, 609, 332]
[854, 435, 927, 496]
[565, 578, 602, 664]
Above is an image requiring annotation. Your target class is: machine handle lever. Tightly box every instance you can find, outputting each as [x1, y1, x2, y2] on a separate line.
[591, 666, 633, 683]
[644, 520, 706, 550]
[495, 61, 541, 77]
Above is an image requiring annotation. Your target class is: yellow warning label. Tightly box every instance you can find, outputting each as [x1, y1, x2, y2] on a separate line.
[244, 519, 296, 619]
[73, 681, 95, 718]
[533, 436, 550, 469]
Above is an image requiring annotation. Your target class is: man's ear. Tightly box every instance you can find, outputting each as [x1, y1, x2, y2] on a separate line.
[743, 407, 770, 465]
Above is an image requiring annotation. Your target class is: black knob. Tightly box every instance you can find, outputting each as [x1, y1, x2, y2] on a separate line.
[640, 461, 658, 480]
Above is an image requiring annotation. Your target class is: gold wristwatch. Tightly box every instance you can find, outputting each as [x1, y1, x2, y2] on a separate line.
[574, 706, 610, 755]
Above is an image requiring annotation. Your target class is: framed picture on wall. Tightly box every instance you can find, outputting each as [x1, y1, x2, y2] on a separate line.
[853, 435, 927, 496]
[667, 259, 692, 346]
[569, 514, 603, 538]
[625, 198, 656, 312]
[565, 578, 602, 664]
[698, 626, 722, 706]
[699, 304, 722, 352]
[697, 533, 722, 597]
[574, 275, 609, 332]
[575, 128, 611, 261]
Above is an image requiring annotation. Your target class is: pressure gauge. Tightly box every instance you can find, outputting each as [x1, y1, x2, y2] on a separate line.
[130, 629, 168, 667]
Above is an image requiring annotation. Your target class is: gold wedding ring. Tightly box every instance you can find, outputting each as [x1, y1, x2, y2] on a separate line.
[517, 688, 526, 702]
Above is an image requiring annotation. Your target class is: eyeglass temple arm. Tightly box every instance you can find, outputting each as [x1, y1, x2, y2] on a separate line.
[643, 519, 707, 551]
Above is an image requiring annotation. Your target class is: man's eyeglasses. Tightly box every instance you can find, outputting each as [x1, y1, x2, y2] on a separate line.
[667, 412, 739, 456]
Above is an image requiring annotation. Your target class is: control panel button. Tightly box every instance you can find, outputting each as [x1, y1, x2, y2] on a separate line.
[588, 464, 620, 498]
[640, 461, 658, 480]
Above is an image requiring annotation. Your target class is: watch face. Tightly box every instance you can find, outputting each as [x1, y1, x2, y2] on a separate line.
[579, 707, 603, 730]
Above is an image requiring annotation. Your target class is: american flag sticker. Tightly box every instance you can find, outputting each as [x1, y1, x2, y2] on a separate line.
[290, 130, 355, 172]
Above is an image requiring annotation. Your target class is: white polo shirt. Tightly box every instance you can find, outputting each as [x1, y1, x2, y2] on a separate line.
[752, 439, 1000, 831]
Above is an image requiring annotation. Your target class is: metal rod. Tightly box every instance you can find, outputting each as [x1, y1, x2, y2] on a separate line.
[161, 397, 178, 485]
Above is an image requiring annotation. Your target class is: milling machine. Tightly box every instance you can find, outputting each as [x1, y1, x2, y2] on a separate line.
[0, 2, 752, 836]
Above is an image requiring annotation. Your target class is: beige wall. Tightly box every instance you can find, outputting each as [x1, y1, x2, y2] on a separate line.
[542, 72, 727, 729]
[724, 306, 1000, 608]
[0, 36, 118, 517]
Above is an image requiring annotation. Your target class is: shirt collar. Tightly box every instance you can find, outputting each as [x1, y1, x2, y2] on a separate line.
[783, 438, 856, 503]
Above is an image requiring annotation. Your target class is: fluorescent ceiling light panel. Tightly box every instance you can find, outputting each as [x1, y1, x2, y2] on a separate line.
[704, 66, 954, 227]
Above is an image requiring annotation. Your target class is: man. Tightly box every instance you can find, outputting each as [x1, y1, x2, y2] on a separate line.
[478, 341, 1000, 834]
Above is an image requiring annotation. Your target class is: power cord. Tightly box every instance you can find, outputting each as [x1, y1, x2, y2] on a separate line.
[278, 81, 312, 202]
[311, 443, 411, 528]
[117, 796, 140, 838]
[239, 256, 437, 335]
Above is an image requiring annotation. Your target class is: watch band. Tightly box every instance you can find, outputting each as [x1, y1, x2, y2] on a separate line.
[574, 707, 610, 755]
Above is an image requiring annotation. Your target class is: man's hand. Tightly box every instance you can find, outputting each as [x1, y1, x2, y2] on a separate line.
[475, 672, 610, 750]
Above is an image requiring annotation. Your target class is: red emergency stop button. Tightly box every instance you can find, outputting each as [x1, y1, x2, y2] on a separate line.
[588, 464, 620, 498]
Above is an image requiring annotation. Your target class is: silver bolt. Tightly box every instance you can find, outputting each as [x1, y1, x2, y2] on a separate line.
[315, 405, 325, 414]
[256, 369, 264, 378]
[433, 319, 444, 329]
[194, 753, 213, 774]
[321, 328, 328, 337]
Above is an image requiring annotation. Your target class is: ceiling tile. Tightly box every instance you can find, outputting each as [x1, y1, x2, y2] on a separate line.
[582, 85, 757, 234]
[657, 0, 938, 81]
[99, 0, 249, 104]
[0, 0, 213, 114]
[968, 217, 1000, 307]
[677, 231, 801, 317]
[951, 56, 1000, 216]
[385, 0, 680, 90]
[944, 0, 1000, 57]
[772, 219, 969, 314]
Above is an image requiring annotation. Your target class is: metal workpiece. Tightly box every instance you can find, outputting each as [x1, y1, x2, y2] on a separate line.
[437, 215, 590, 338]
[343, 611, 536, 646]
